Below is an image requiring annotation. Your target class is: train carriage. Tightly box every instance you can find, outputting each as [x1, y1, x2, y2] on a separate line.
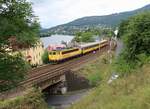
[99, 40, 108, 48]
[80, 42, 100, 54]
[48, 39, 109, 63]
[49, 48, 81, 62]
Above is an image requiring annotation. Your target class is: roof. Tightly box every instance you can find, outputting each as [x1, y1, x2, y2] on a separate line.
[79, 40, 107, 48]
[50, 47, 79, 52]
[79, 42, 100, 48]
[49, 40, 108, 52]
[100, 40, 107, 43]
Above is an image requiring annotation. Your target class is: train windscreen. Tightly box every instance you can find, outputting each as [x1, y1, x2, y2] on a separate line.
[49, 51, 58, 55]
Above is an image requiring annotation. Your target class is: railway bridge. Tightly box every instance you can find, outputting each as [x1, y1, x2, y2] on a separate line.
[0, 42, 116, 100]
[22, 45, 109, 94]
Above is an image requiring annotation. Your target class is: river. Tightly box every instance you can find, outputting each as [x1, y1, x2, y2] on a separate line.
[46, 89, 89, 109]
[40, 34, 74, 48]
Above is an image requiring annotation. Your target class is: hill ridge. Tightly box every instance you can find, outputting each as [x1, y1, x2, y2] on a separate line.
[41, 4, 150, 35]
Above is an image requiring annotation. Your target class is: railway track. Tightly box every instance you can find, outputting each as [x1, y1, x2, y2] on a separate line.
[22, 46, 109, 87]
[28, 45, 109, 77]
[29, 45, 109, 78]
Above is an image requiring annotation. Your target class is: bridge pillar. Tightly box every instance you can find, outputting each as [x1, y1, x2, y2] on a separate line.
[42, 74, 68, 95]
[59, 74, 67, 94]
[60, 81, 67, 94]
[49, 81, 67, 94]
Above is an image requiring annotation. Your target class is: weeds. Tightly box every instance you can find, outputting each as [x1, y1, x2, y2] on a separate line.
[0, 88, 49, 109]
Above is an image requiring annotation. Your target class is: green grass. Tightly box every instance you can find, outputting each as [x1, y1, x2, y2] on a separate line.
[68, 52, 150, 109]
[78, 52, 113, 86]
[0, 88, 49, 109]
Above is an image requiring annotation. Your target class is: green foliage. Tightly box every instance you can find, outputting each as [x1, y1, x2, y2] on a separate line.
[42, 50, 49, 64]
[0, 0, 40, 47]
[136, 53, 150, 66]
[116, 12, 150, 74]
[74, 31, 94, 42]
[69, 60, 150, 109]
[0, 88, 49, 109]
[119, 12, 150, 61]
[0, 53, 30, 92]
[74, 28, 114, 43]
[79, 53, 113, 86]
[40, 32, 52, 37]
[117, 20, 129, 38]
[87, 71, 102, 86]
[114, 53, 136, 76]
[100, 29, 114, 38]
[0, 0, 39, 92]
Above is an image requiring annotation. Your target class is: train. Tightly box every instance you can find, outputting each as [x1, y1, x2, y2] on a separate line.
[48, 39, 109, 63]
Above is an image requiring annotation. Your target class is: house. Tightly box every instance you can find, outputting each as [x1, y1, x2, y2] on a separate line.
[19, 42, 44, 66]
[8, 36, 45, 66]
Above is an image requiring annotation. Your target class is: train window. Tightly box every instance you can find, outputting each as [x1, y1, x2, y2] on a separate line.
[62, 48, 79, 54]
[49, 52, 52, 55]
[49, 51, 60, 55]
[53, 52, 56, 55]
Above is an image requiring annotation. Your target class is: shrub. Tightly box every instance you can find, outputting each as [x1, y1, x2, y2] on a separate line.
[42, 50, 49, 64]
[87, 71, 102, 86]
[0, 88, 49, 109]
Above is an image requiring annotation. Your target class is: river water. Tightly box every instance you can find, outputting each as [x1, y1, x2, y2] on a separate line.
[46, 89, 89, 109]
[40, 34, 74, 48]
[45, 70, 91, 109]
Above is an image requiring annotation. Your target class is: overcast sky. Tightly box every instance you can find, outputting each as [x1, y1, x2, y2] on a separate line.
[29, 0, 150, 28]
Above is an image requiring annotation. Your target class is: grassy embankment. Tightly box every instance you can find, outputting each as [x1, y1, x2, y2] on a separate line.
[69, 52, 150, 109]
[0, 88, 51, 109]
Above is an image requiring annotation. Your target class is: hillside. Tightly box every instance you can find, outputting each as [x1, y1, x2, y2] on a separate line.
[65, 4, 150, 27]
[42, 4, 150, 35]
[68, 53, 150, 109]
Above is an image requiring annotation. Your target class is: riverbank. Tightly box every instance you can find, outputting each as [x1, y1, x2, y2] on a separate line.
[68, 55, 150, 109]
[46, 89, 89, 109]
[0, 88, 50, 109]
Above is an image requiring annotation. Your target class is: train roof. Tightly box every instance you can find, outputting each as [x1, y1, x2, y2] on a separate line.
[49, 40, 108, 52]
[49, 47, 79, 52]
[100, 39, 107, 43]
[79, 40, 107, 48]
[79, 42, 100, 48]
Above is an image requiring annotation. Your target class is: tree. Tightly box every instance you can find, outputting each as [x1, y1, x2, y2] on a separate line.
[0, 0, 40, 92]
[0, 0, 40, 48]
[0, 53, 30, 92]
[101, 29, 114, 38]
[118, 11, 150, 64]
[117, 20, 129, 38]
[42, 50, 49, 64]
[74, 28, 114, 43]
[74, 31, 94, 43]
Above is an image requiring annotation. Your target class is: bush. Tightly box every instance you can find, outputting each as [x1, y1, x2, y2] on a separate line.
[42, 50, 49, 64]
[74, 31, 95, 42]
[87, 71, 102, 86]
[0, 53, 30, 92]
[116, 12, 150, 75]
[118, 12, 150, 62]
[0, 88, 49, 109]
[114, 53, 136, 76]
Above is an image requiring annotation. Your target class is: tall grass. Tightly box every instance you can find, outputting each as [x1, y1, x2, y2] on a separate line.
[69, 53, 150, 109]
[77, 52, 113, 86]
[0, 88, 49, 109]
